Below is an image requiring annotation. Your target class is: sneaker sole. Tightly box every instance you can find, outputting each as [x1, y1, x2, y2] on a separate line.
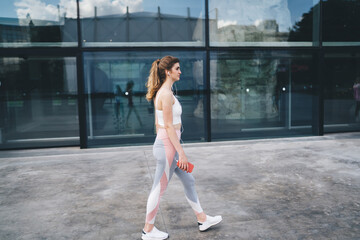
[199, 217, 223, 232]
[141, 234, 169, 240]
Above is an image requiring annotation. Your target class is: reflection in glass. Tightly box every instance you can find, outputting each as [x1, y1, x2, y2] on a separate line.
[324, 53, 360, 132]
[0, 57, 79, 149]
[322, 0, 360, 46]
[210, 51, 314, 140]
[0, 0, 78, 47]
[83, 51, 206, 146]
[209, 0, 319, 46]
[80, 0, 205, 46]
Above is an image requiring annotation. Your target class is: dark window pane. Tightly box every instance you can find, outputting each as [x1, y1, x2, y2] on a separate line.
[324, 52, 360, 132]
[83, 51, 206, 146]
[80, 0, 205, 47]
[0, 0, 78, 47]
[0, 57, 79, 149]
[323, 0, 360, 46]
[209, 0, 320, 46]
[210, 51, 314, 140]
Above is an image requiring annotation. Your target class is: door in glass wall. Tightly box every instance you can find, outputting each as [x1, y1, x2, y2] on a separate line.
[322, 0, 360, 46]
[83, 51, 206, 146]
[79, 0, 205, 47]
[324, 52, 360, 132]
[0, 0, 78, 47]
[0, 57, 79, 149]
[209, 0, 320, 46]
[210, 51, 314, 140]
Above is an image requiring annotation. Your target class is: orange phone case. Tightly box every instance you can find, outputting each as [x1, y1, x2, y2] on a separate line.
[177, 161, 194, 173]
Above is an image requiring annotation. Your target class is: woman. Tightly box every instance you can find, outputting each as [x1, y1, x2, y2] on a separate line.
[142, 56, 222, 240]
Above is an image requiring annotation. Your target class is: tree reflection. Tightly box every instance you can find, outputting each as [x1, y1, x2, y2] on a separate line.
[289, 0, 360, 42]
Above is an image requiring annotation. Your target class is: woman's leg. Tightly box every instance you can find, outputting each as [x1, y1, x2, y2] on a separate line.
[174, 166, 204, 219]
[174, 168, 222, 231]
[144, 137, 176, 230]
[355, 101, 360, 118]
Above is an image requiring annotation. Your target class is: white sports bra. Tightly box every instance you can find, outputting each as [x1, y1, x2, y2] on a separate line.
[155, 93, 182, 127]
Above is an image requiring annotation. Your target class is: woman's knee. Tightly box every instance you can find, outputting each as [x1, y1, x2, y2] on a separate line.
[183, 174, 195, 188]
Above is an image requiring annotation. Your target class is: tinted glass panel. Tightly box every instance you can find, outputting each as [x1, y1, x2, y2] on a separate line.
[324, 52, 360, 132]
[209, 0, 320, 46]
[80, 0, 205, 47]
[323, 0, 360, 46]
[83, 51, 206, 146]
[0, 0, 78, 47]
[210, 51, 314, 140]
[0, 57, 79, 149]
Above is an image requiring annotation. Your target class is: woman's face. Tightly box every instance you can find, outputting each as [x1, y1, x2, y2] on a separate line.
[168, 63, 181, 81]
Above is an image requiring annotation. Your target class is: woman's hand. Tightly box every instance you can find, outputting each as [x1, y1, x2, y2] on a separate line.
[178, 152, 189, 172]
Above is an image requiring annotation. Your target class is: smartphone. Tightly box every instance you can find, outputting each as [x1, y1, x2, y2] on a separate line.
[177, 161, 194, 173]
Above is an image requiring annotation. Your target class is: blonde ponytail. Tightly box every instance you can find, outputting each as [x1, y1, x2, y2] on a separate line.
[145, 56, 179, 102]
[145, 59, 161, 101]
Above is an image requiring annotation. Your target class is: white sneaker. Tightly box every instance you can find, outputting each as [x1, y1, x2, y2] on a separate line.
[198, 215, 222, 232]
[141, 226, 169, 240]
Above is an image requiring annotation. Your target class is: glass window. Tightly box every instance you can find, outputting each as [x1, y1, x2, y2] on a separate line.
[324, 52, 360, 132]
[0, 57, 79, 149]
[80, 0, 205, 47]
[209, 0, 320, 47]
[0, 0, 78, 47]
[83, 51, 206, 147]
[210, 51, 314, 140]
[322, 0, 360, 46]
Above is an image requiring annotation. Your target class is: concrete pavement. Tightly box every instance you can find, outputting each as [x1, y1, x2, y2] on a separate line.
[0, 133, 360, 240]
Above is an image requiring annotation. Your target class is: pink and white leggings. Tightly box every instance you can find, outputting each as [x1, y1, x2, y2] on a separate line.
[145, 128, 203, 224]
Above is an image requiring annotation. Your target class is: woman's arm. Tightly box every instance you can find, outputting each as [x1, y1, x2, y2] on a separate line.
[160, 91, 188, 171]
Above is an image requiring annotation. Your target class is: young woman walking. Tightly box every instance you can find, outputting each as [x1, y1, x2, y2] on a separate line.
[142, 56, 222, 240]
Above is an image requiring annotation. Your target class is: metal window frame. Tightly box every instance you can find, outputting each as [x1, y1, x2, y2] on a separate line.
[2, 0, 360, 149]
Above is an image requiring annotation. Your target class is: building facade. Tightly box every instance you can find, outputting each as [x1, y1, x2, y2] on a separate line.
[0, 0, 359, 149]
